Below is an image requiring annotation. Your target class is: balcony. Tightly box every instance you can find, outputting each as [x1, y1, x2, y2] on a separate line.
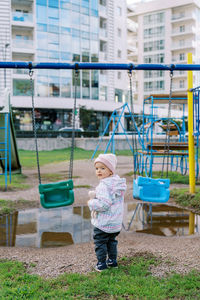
[12, 38, 35, 54]
[172, 57, 187, 64]
[127, 41, 138, 55]
[13, 69, 29, 76]
[99, 28, 107, 39]
[99, 51, 107, 61]
[173, 71, 187, 78]
[172, 84, 186, 92]
[12, 12, 33, 28]
[171, 12, 196, 22]
[171, 26, 196, 37]
[171, 40, 196, 51]
[99, 73, 108, 85]
[127, 19, 138, 33]
[99, 4, 107, 17]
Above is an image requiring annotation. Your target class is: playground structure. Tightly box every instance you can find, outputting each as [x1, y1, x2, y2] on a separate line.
[0, 89, 21, 189]
[92, 94, 193, 178]
[135, 94, 192, 178]
[91, 102, 143, 159]
[0, 60, 198, 207]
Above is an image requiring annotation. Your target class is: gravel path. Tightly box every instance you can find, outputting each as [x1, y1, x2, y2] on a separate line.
[0, 232, 199, 278]
[0, 156, 200, 278]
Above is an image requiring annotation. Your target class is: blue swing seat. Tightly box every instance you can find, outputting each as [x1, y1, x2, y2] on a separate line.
[133, 176, 170, 203]
[39, 179, 74, 209]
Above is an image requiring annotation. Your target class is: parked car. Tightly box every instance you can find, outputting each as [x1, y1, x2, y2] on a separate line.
[58, 127, 84, 137]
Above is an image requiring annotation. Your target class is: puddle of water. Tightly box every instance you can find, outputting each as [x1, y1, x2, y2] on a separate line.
[123, 203, 199, 236]
[0, 206, 92, 248]
[0, 203, 199, 248]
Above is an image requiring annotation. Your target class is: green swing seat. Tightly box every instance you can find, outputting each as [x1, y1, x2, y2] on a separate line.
[39, 179, 74, 209]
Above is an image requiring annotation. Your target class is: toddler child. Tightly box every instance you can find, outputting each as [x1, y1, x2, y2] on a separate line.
[87, 153, 127, 272]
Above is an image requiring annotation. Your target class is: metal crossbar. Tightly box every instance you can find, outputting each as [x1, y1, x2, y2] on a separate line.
[1, 62, 200, 71]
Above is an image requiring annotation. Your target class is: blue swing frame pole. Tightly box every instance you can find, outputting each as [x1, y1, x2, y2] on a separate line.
[1, 62, 200, 71]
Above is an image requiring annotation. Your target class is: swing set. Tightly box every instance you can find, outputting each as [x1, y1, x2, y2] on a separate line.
[0, 59, 197, 208]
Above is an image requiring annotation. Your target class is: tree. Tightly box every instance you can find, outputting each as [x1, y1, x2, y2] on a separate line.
[79, 106, 98, 131]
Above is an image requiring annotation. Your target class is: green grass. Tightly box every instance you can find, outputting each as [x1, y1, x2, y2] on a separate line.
[0, 199, 38, 215]
[124, 170, 197, 185]
[0, 174, 30, 191]
[171, 187, 200, 211]
[74, 185, 91, 189]
[18, 148, 133, 168]
[0, 255, 200, 299]
[38, 173, 81, 182]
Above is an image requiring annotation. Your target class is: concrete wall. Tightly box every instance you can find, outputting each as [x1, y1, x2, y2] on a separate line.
[16, 137, 139, 151]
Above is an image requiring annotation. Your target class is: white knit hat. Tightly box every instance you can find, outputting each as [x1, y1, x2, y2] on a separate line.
[94, 153, 117, 174]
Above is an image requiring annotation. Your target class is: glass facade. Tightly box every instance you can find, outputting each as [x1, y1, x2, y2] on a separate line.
[13, 107, 111, 135]
[13, 108, 72, 131]
[35, 0, 99, 99]
[143, 11, 165, 93]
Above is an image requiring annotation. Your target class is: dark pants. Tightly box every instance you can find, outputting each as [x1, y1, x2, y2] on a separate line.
[93, 227, 120, 263]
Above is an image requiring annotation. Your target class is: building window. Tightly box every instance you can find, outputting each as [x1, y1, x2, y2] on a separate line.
[91, 70, 99, 100]
[60, 77, 71, 98]
[99, 0, 106, 6]
[100, 40, 107, 52]
[144, 12, 164, 25]
[179, 53, 185, 61]
[180, 25, 185, 32]
[100, 86, 107, 101]
[117, 49, 121, 58]
[179, 39, 185, 47]
[82, 70, 90, 99]
[13, 79, 32, 96]
[180, 80, 185, 88]
[155, 80, 164, 90]
[49, 76, 60, 97]
[144, 26, 164, 39]
[100, 17, 107, 29]
[144, 70, 164, 78]
[144, 81, 153, 92]
[115, 89, 123, 102]
[117, 6, 122, 16]
[144, 40, 164, 52]
[117, 28, 121, 37]
[117, 72, 121, 79]
[144, 53, 164, 63]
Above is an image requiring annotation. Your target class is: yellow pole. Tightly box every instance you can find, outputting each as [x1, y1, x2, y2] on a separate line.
[189, 212, 195, 235]
[187, 53, 195, 234]
[187, 53, 195, 194]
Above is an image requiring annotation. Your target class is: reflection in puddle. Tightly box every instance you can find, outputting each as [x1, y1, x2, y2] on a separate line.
[41, 232, 73, 248]
[123, 203, 199, 236]
[0, 203, 199, 248]
[0, 206, 93, 248]
[0, 212, 18, 246]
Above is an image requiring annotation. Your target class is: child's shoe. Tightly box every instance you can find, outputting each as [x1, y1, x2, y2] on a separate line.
[107, 258, 118, 268]
[95, 261, 108, 272]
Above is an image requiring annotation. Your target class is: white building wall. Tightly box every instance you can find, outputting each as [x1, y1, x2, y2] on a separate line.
[0, 0, 11, 100]
[128, 0, 200, 107]
[107, 0, 115, 103]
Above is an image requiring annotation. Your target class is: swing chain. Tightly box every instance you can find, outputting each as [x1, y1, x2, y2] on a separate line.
[128, 70, 138, 179]
[161, 70, 174, 177]
[69, 68, 79, 179]
[29, 69, 41, 184]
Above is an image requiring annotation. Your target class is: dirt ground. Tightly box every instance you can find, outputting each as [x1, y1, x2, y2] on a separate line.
[0, 156, 200, 278]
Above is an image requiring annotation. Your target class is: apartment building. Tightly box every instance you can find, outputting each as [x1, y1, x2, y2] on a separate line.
[128, 0, 200, 107]
[0, 0, 130, 133]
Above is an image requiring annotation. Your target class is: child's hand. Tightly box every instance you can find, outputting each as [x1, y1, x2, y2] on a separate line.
[88, 190, 96, 199]
[91, 211, 97, 219]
